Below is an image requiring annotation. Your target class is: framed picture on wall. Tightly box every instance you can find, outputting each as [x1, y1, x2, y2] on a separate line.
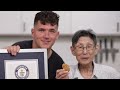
[0, 49, 48, 79]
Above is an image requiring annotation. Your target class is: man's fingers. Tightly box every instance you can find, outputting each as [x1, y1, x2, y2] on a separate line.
[6, 45, 20, 56]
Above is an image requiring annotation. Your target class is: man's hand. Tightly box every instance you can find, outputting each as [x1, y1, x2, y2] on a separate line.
[5, 45, 20, 56]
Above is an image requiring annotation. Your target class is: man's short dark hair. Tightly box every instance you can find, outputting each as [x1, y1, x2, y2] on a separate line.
[34, 11, 59, 26]
[72, 29, 97, 47]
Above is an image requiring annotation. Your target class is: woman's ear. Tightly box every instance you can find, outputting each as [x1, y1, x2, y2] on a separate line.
[95, 43, 100, 55]
[70, 46, 76, 56]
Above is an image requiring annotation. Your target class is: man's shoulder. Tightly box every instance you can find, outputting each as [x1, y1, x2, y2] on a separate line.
[13, 40, 32, 44]
[50, 50, 64, 62]
[52, 50, 62, 58]
[13, 40, 33, 49]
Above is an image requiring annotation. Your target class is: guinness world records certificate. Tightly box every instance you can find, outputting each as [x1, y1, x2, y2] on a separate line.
[0, 49, 48, 79]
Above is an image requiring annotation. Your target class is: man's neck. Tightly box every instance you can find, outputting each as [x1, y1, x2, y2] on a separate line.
[47, 49, 52, 59]
[32, 42, 52, 59]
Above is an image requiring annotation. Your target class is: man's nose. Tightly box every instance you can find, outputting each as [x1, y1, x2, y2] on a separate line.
[44, 31, 50, 38]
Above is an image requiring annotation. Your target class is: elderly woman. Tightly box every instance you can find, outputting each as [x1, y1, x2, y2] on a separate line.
[56, 29, 120, 79]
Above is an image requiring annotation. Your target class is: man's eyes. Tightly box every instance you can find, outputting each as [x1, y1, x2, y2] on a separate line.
[38, 29, 56, 33]
[78, 45, 93, 48]
[49, 29, 56, 33]
[38, 29, 45, 32]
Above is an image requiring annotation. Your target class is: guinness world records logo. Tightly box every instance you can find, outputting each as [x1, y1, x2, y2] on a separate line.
[15, 65, 29, 79]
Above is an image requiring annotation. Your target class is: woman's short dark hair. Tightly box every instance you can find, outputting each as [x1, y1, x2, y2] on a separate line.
[72, 29, 97, 47]
[34, 11, 59, 26]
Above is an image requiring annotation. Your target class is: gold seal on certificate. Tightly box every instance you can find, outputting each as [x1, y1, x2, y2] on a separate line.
[4, 59, 39, 79]
[15, 65, 29, 79]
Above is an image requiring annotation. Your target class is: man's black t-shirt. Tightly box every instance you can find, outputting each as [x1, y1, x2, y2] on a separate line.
[13, 40, 64, 79]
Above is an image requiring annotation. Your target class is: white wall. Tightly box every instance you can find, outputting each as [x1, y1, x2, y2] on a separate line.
[53, 36, 78, 65]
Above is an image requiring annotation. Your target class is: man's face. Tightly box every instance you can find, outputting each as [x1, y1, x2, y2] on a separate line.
[71, 36, 98, 65]
[32, 21, 59, 49]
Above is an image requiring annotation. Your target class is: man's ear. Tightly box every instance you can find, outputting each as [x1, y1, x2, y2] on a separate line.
[56, 31, 60, 40]
[31, 28, 34, 37]
[70, 46, 76, 56]
[95, 44, 100, 55]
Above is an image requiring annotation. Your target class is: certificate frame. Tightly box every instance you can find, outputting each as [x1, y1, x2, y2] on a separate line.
[0, 49, 48, 79]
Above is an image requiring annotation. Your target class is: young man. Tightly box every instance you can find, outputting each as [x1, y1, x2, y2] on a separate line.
[56, 29, 120, 79]
[6, 11, 64, 79]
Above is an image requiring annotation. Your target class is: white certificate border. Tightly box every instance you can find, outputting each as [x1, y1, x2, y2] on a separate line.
[0, 49, 48, 79]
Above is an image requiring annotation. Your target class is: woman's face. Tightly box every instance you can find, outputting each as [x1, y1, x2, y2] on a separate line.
[71, 36, 99, 65]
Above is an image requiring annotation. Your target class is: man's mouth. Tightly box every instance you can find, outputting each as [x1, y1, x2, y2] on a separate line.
[43, 41, 50, 44]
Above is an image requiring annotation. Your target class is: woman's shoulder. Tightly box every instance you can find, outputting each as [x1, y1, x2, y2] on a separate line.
[95, 63, 120, 79]
[95, 63, 117, 71]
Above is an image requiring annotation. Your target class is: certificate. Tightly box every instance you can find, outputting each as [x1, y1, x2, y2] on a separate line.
[0, 49, 48, 79]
